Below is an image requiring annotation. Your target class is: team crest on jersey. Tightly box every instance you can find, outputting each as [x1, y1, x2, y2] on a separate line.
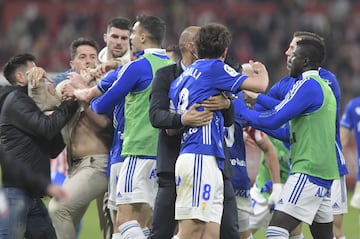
[224, 64, 238, 77]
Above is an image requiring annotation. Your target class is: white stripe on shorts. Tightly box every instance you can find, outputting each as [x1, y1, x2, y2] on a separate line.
[125, 156, 136, 192]
[192, 154, 203, 207]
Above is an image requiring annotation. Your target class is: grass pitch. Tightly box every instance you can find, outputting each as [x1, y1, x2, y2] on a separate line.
[78, 192, 359, 239]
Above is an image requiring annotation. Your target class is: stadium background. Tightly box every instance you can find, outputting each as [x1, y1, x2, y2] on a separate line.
[0, 1, 359, 237]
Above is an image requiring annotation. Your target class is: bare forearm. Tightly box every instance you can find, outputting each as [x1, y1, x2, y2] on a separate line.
[83, 104, 110, 128]
[340, 127, 351, 148]
[264, 149, 281, 184]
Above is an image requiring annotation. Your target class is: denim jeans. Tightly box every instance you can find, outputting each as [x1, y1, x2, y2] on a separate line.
[0, 187, 56, 239]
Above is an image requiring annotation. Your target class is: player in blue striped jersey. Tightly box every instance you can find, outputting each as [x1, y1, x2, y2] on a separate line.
[91, 15, 174, 239]
[168, 22, 269, 239]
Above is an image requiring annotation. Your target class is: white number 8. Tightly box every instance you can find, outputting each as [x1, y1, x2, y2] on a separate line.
[178, 88, 189, 114]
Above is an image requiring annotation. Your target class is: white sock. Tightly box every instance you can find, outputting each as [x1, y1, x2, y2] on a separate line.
[118, 220, 145, 239]
[112, 233, 122, 239]
[142, 227, 151, 239]
[172, 236, 180, 239]
[266, 226, 289, 239]
[246, 234, 254, 239]
[289, 233, 304, 239]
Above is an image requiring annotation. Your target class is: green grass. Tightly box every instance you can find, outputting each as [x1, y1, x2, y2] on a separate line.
[78, 200, 102, 239]
[78, 192, 359, 239]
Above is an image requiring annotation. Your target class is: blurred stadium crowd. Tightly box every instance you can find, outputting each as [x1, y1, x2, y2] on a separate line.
[1, 0, 360, 107]
[0, 0, 359, 185]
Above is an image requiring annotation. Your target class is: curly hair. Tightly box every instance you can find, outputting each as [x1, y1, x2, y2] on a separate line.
[194, 23, 232, 59]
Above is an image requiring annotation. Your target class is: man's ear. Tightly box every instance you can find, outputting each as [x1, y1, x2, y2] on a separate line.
[220, 48, 228, 61]
[303, 57, 310, 67]
[103, 33, 108, 43]
[69, 60, 75, 69]
[140, 32, 146, 43]
[15, 71, 28, 86]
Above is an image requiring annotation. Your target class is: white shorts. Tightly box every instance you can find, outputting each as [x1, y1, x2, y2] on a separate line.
[108, 162, 123, 211]
[350, 181, 360, 209]
[331, 175, 348, 215]
[175, 153, 224, 224]
[248, 184, 273, 230]
[235, 195, 252, 232]
[115, 156, 158, 208]
[275, 173, 333, 225]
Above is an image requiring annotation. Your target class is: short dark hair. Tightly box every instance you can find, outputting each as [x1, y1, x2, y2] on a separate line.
[293, 31, 324, 43]
[195, 23, 232, 59]
[136, 15, 166, 46]
[296, 39, 325, 68]
[294, 31, 326, 62]
[69, 37, 99, 60]
[107, 17, 131, 32]
[3, 53, 35, 85]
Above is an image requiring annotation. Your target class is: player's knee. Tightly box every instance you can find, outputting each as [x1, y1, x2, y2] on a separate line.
[48, 198, 70, 222]
[47, 198, 61, 216]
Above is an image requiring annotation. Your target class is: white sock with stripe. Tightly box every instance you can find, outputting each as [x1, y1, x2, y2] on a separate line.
[118, 220, 145, 239]
[142, 227, 151, 239]
[266, 226, 289, 239]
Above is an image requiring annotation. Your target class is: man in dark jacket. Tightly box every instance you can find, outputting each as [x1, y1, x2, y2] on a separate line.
[0, 147, 69, 216]
[0, 53, 78, 239]
[149, 26, 239, 239]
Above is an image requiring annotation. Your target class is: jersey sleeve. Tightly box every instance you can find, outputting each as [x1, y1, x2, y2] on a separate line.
[97, 68, 121, 93]
[255, 93, 282, 111]
[91, 62, 140, 114]
[239, 79, 324, 130]
[340, 100, 355, 130]
[261, 125, 290, 143]
[213, 62, 248, 93]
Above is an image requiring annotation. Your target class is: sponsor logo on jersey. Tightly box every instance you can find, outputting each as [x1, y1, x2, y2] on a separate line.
[230, 158, 246, 167]
[224, 64, 238, 77]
